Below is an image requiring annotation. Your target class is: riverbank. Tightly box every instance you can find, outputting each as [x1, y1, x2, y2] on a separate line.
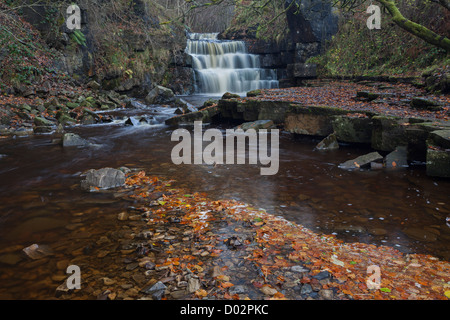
[29, 169, 448, 301]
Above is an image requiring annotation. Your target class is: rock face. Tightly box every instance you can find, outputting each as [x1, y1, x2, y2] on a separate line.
[81, 168, 126, 190]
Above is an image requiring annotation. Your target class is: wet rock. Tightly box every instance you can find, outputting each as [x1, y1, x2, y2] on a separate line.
[229, 285, 246, 295]
[318, 289, 334, 300]
[117, 212, 128, 221]
[63, 133, 89, 147]
[222, 92, 240, 100]
[171, 290, 186, 299]
[261, 285, 277, 296]
[55, 282, 72, 297]
[315, 133, 339, 151]
[237, 120, 275, 131]
[291, 265, 310, 273]
[411, 98, 442, 111]
[34, 116, 54, 127]
[187, 277, 200, 293]
[22, 244, 53, 260]
[313, 271, 330, 280]
[369, 228, 387, 236]
[426, 143, 450, 178]
[145, 85, 175, 105]
[0, 253, 23, 266]
[385, 146, 408, 169]
[404, 227, 438, 242]
[300, 283, 313, 295]
[143, 281, 166, 300]
[102, 277, 116, 286]
[339, 152, 383, 170]
[81, 168, 126, 190]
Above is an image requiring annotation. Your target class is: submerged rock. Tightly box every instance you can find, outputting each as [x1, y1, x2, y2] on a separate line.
[22, 244, 53, 260]
[385, 146, 408, 169]
[315, 133, 339, 150]
[62, 133, 89, 147]
[81, 168, 126, 190]
[339, 152, 383, 170]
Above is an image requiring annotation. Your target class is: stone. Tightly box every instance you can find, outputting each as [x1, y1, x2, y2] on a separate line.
[313, 271, 330, 280]
[339, 152, 383, 170]
[87, 80, 101, 90]
[237, 120, 275, 131]
[426, 145, 450, 178]
[331, 115, 373, 144]
[356, 91, 380, 101]
[404, 227, 438, 242]
[411, 98, 442, 111]
[318, 289, 334, 300]
[81, 168, 126, 190]
[300, 283, 313, 295]
[229, 285, 246, 295]
[23, 244, 53, 260]
[187, 277, 200, 293]
[315, 133, 339, 150]
[170, 290, 186, 299]
[143, 281, 166, 300]
[369, 228, 387, 236]
[102, 277, 116, 286]
[291, 265, 310, 273]
[292, 63, 317, 78]
[34, 116, 54, 127]
[62, 133, 89, 147]
[428, 130, 450, 150]
[385, 146, 409, 169]
[0, 253, 23, 266]
[222, 92, 241, 100]
[145, 85, 175, 105]
[261, 285, 277, 296]
[117, 212, 128, 221]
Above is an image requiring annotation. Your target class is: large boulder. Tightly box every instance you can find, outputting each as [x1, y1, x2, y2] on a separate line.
[145, 85, 175, 105]
[315, 133, 339, 150]
[81, 168, 126, 190]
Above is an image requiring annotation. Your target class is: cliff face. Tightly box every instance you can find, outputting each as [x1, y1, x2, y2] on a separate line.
[221, 0, 339, 87]
[17, 0, 190, 97]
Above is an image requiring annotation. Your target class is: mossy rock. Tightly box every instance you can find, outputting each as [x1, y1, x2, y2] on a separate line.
[331, 115, 372, 144]
[426, 144, 450, 178]
[66, 102, 80, 109]
[410, 98, 442, 111]
[246, 89, 262, 97]
[222, 92, 241, 100]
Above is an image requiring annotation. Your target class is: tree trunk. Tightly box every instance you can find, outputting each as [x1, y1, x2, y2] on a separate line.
[377, 0, 450, 52]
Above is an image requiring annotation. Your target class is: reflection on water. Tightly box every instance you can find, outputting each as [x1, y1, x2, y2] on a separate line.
[0, 102, 449, 298]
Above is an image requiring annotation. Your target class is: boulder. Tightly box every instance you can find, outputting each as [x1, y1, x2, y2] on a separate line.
[81, 168, 126, 190]
[63, 133, 89, 147]
[339, 152, 383, 170]
[410, 98, 442, 111]
[34, 116, 54, 127]
[426, 144, 450, 178]
[385, 146, 409, 169]
[331, 115, 372, 144]
[145, 85, 175, 105]
[222, 92, 241, 100]
[315, 133, 339, 150]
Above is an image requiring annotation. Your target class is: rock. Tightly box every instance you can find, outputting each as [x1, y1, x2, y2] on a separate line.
[385, 146, 409, 169]
[237, 120, 275, 131]
[62, 133, 89, 147]
[356, 91, 380, 101]
[145, 85, 175, 105]
[339, 152, 383, 170]
[143, 281, 166, 300]
[102, 277, 116, 286]
[81, 168, 126, 190]
[318, 289, 334, 300]
[315, 133, 339, 150]
[428, 130, 450, 150]
[331, 115, 372, 144]
[55, 282, 72, 297]
[260, 285, 277, 296]
[22, 244, 53, 260]
[229, 285, 246, 295]
[246, 89, 262, 97]
[411, 98, 442, 111]
[222, 92, 241, 100]
[369, 228, 387, 236]
[117, 212, 128, 221]
[170, 290, 186, 299]
[34, 116, 54, 127]
[87, 80, 101, 90]
[291, 265, 310, 273]
[300, 283, 313, 295]
[313, 271, 330, 280]
[426, 144, 450, 178]
[404, 227, 438, 242]
[187, 277, 200, 293]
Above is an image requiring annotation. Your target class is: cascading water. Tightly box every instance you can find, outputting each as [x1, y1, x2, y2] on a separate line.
[186, 33, 279, 96]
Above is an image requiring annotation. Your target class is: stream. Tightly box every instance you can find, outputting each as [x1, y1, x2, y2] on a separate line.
[0, 98, 449, 298]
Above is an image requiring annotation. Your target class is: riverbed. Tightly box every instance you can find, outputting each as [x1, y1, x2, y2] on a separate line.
[0, 99, 449, 298]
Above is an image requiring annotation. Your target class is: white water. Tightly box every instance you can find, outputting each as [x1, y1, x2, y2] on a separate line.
[186, 33, 279, 96]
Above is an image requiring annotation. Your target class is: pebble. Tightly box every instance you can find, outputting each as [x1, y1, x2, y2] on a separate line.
[261, 285, 277, 296]
[313, 271, 330, 280]
[117, 212, 128, 221]
[187, 278, 201, 293]
[102, 278, 116, 286]
[300, 284, 313, 295]
[319, 289, 334, 300]
[291, 265, 310, 273]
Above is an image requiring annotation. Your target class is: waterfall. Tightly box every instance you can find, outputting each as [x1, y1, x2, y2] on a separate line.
[186, 33, 279, 96]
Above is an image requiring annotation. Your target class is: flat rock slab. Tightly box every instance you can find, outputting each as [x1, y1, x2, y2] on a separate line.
[339, 152, 383, 170]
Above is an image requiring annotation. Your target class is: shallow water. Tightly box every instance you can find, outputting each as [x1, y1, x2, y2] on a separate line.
[0, 100, 449, 298]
